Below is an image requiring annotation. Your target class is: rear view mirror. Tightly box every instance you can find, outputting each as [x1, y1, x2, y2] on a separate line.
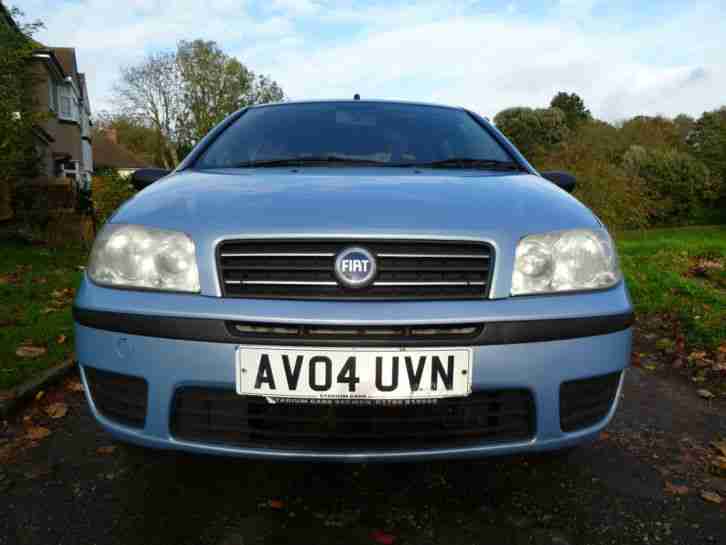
[541, 171, 576, 193]
[131, 168, 171, 190]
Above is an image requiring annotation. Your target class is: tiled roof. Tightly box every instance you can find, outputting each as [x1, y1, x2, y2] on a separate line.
[93, 134, 150, 169]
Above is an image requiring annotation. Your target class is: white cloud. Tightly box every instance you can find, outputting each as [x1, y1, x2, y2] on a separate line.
[21, 0, 726, 120]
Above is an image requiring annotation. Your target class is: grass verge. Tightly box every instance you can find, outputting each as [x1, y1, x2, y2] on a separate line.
[617, 225, 725, 350]
[0, 239, 86, 390]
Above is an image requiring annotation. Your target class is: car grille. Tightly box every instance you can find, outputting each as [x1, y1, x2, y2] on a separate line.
[559, 372, 621, 432]
[170, 387, 535, 450]
[226, 321, 484, 346]
[84, 367, 148, 428]
[217, 239, 493, 300]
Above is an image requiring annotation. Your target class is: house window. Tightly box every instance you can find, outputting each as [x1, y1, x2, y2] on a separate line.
[58, 84, 77, 121]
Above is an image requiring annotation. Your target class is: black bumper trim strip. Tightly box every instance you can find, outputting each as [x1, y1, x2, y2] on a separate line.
[73, 307, 634, 347]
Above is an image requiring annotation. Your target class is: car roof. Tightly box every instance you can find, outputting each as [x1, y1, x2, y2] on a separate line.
[246, 99, 468, 112]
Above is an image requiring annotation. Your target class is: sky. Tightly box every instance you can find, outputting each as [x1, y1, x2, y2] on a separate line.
[15, 0, 725, 121]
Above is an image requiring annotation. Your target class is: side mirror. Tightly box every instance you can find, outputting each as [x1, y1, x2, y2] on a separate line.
[130, 168, 171, 190]
[541, 171, 576, 193]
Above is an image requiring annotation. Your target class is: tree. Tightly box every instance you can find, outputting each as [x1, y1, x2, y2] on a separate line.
[113, 40, 284, 167]
[688, 107, 726, 198]
[493, 106, 569, 158]
[0, 7, 43, 219]
[550, 92, 591, 130]
[114, 52, 185, 168]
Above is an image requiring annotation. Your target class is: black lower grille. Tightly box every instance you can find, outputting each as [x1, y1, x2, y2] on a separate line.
[227, 321, 484, 346]
[170, 388, 535, 450]
[84, 367, 148, 428]
[560, 372, 621, 432]
[217, 239, 493, 300]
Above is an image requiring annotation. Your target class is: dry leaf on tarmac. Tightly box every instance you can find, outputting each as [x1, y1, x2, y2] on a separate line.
[712, 440, 726, 457]
[268, 499, 284, 509]
[15, 345, 47, 358]
[697, 389, 715, 399]
[665, 481, 689, 495]
[45, 403, 68, 419]
[66, 379, 84, 393]
[26, 427, 51, 441]
[700, 491, 723, 504]
[97, 446, 116, 455]
[35, 390, 44, 401]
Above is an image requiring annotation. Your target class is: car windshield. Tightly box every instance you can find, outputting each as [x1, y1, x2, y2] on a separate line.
[195, 102, 518, 169]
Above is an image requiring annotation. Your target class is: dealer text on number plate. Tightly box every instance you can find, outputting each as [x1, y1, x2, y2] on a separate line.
[236, 347, 472, 400]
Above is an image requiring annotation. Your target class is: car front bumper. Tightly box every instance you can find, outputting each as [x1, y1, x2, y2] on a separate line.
[73, 278, 633, 462]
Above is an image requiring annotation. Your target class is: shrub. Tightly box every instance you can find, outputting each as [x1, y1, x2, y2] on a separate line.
[535, 140, 653, 231]
[622, 147, 719, 225]
[92, 170, 137, 226]
[493, 107, 569, 157]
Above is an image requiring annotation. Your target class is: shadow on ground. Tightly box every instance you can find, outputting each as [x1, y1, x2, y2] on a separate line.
[1, 368, 725, 545]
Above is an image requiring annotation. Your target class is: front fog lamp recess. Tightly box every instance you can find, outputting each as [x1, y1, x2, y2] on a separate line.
[88, 224, 200, 292]
[511, 229, 620, 295]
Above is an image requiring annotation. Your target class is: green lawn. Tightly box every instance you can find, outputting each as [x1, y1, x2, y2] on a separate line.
[0, 227, 723, 391]
[0, 239, 86, 390]
[617, 225, 726, 350]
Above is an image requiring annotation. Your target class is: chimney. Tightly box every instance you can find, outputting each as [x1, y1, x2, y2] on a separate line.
[104, 127, 118, 143]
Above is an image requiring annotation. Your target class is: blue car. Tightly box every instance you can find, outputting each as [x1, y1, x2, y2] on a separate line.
[73, 100, 633, 461]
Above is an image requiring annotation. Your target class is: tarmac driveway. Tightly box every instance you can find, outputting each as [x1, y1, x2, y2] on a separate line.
[1, 368, 725, 545]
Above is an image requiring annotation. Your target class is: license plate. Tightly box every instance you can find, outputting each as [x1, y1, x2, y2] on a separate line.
[236, 346, 472, 400]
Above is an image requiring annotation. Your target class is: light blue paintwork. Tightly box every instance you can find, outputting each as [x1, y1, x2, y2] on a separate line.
[74, 101, 633, 461]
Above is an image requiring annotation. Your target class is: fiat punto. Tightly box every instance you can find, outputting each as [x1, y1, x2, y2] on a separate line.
[73, 100, 633, 461]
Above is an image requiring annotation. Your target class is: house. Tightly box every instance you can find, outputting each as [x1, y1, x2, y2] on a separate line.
[0, 2, 94, 239]
[0, 2, 93, 186]
[30, 46, 94, 185]
[93, 128, 151, 177]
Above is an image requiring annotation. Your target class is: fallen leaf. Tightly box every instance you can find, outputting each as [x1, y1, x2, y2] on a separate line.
[66, 380, 84, 393]
[709, 457, 726, 477]
[56, 334, 67, 344]
[268, 499, 284, 509]
[698, 389, 715, 400]
[35, 390, 45, 401]
[371, 530, 396, 545]
[26, 427, 51, 441]
[644, 363, 657, 371]
[45, 403, 67, 419]
[15, 345, 47, 359]
[598, 431, 610, 441]
[665, 481, 689, 495]
[631, 352, 641, 367]
[97, 446, 116, 455]
[712, 440, 726, 458]
[40, 308, 56, 315]
[700, 491, 723, 504]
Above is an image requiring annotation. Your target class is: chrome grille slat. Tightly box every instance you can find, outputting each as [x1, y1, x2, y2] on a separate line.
[377, 253, 490, 259]
[217, 239, 493, 300]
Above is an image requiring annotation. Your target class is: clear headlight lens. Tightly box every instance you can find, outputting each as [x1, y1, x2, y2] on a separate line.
[88, 224, 200, 292]
[511, 229, 620, 295]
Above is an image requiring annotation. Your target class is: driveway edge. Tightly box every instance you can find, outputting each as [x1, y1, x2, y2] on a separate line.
[0, 360, 77, 419]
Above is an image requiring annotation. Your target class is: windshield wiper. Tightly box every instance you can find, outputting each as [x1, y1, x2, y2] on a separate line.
[233, 156, 389, 168]
[404, 158, 524, 171]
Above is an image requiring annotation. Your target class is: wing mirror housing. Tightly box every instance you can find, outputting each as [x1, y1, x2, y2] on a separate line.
[541, 171, 576, 193]
[130, 168, 171, 190]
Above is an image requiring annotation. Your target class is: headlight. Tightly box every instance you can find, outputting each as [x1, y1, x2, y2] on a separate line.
[511, 229, 620, 295]
[88, 224, 200, 293]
